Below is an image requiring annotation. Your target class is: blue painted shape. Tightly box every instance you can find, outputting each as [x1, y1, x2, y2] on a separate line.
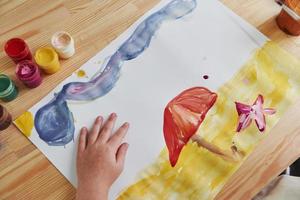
[35, 99, 75, 146]
[34, 0, 197, 146]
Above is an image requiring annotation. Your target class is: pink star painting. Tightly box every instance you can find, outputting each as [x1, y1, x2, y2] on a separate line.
[235, 95, 276, 132]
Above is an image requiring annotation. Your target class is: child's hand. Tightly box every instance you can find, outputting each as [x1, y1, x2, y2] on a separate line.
[76, 113, 129, 200]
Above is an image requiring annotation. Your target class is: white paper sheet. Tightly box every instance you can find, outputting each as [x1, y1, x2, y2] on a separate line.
[21, 0, 268, 198]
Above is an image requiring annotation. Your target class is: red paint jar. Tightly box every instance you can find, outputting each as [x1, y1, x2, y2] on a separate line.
[276, 0, 300, 36]
[16, 60, 42, 88]
[4, 38, 32, 63]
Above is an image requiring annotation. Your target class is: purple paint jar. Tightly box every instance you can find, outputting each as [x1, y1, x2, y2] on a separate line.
[16, 60, 42, 88]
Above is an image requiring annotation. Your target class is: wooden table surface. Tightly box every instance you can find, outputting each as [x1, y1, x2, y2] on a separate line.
[0, 0, 300, 199]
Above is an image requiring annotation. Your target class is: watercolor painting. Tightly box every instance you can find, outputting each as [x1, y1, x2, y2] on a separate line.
[13, 0, 300, 199]
[34, 0, 197, 146]
[118, 42, 300, 199]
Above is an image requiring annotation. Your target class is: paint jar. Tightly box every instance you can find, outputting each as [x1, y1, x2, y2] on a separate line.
[0, 74, 18, 102]
[16, 60, 42, 88]
[276, 0, 300, 36]
[51, 31, 75, 59]
[4, 38, 32, 63]
[34, 47, 61, 74]
[0, 105, 12, 131]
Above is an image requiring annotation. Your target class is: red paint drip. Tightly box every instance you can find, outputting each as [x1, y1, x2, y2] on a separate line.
[4, 38, 32, 63]
[163, 87, 217, 167]
[16, 60, 42, 88]
[203, 75, 209, 79]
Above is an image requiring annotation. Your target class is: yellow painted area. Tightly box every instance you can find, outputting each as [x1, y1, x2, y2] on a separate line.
[34, 47, 60, 74]
[14, 111, 34, 137]
[118, 42, 300, 199]
[76, 70, 87, 78]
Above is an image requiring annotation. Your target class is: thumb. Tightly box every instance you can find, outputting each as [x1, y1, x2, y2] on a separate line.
[116, 143, 129, 169]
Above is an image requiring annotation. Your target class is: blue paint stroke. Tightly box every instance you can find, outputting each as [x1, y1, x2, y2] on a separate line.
[34, 0, 197, 146]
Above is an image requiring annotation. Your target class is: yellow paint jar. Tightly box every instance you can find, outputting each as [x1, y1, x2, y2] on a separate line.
[34, 47, 60, 74]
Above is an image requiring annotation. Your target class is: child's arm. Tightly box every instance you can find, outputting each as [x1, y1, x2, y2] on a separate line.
[76, 113, 129, 200]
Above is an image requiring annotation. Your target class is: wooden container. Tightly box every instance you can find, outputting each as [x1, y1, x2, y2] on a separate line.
[0, 105, 12, 131]
[276, 0, 300, 36]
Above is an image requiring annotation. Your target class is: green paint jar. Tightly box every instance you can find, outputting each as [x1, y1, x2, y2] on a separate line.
[0, 74, 18, 102]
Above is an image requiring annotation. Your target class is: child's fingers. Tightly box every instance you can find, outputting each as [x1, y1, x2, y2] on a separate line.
[97, 113, 117, 143]
[88, 116, 103, 145]
[108, 122, 129, 150]
[78, 127, 88, 153]
[116, 143, 129, 168]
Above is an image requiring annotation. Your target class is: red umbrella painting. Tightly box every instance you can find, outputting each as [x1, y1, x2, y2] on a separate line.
[163, 87, 243, 167]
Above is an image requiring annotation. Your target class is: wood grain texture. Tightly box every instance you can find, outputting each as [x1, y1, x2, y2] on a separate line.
[0, 0, 299, 199]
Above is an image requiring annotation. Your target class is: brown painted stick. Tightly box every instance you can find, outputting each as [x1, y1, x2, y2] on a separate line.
[191, 134, 244, 162]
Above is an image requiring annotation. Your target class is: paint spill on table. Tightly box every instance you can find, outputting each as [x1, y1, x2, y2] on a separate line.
[117, 42, 300, 199]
